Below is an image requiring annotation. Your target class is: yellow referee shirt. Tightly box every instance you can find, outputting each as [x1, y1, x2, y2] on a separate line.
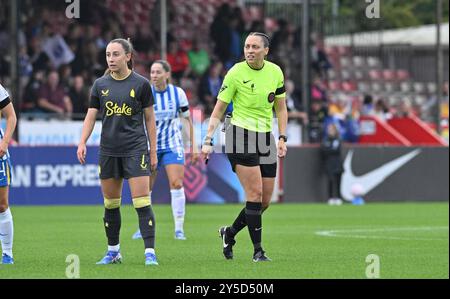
[217, 60, 286, 132]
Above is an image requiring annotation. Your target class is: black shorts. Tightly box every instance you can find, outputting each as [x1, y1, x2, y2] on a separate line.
[99, 153, 150, 180]
[225, 124, 277, 178]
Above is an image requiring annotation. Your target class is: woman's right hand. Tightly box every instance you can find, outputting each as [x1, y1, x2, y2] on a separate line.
[77, 143, 87, 164]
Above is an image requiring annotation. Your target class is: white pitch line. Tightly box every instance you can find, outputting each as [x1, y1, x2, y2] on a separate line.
[315, 226, 449, 241]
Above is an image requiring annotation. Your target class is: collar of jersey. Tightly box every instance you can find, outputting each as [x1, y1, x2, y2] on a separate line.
[110, 70, 132, 81]
[246, 61, 265, 71]
[153, 85, 170, 93]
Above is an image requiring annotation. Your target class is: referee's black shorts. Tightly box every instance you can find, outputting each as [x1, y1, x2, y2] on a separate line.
[225, 124, 277, 178]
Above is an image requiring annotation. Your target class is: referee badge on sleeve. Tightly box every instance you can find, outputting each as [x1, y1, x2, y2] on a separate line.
[268, 92, 275, 103]
[219, 85, 228, 93]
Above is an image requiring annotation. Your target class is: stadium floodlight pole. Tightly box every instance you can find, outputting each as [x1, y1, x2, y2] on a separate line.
[301, 0, 311, 143]
[160, 0, 167, 61]
[9, 0, 20, 139]
[435, 0, 443, 135]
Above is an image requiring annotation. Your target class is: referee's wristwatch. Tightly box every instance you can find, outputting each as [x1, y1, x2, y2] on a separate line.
[278, 135, 288, 142]
[203, 136, 214, 146]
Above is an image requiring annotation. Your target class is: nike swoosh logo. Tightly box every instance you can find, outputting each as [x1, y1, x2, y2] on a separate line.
[243, 80, 251, 84]
[221, 232, 228, 248]
[255, 227, 262, 231]
[0, 233, 7, 236]
[341, 149, 421, 201]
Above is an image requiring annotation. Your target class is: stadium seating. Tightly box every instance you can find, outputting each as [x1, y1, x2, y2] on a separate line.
[323, 43, 436, 123]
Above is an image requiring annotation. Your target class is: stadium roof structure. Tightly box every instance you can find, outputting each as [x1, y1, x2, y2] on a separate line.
[326, 23, 449, 47]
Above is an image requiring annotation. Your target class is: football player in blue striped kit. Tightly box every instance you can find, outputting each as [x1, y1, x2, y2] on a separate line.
[133, 60, 198, 240]
[0, 83, 17, 265]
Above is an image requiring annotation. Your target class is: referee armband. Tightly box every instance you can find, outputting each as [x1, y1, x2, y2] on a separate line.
[0, 97, 11, 109]
[179, 106, 190, 118]
[275, 85, 286, 96]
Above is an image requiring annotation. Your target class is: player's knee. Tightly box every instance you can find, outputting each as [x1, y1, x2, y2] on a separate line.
[169, 180, 183, 190]
[104, 197, 121, 209]
[248, 188, 262, 201]
[0, 202, 8, 213]
[133, 195, 151, 208]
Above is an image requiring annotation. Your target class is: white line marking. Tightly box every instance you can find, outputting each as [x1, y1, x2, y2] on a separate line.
[315, 226, 449, 241]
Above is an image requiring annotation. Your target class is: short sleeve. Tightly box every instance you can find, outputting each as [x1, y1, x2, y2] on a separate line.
[89, 80, 100, 109]
[275, 67, 286, 98]
[217, 70, 237, 104]
[177, 87, 189, 108]
[0, 84, 10, 102]
[140, 81, 154, 108]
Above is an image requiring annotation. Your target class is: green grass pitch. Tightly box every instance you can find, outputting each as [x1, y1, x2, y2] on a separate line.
[0, 203, 448, 279]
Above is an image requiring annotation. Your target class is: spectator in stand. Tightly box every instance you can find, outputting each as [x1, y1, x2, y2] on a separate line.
[395, 98, 413, 118]
[59, 64, 73, 88]
[65, 23, 83, 51]
[28, 37, 49, 72]
[423, 82, 449, 123]
[285, 79, 308, 124]
[362, 94, 374, 115]
[372, 98, 391, 121]
[19, 46, 33, 79]
[248, 20, 265, 36]
[21, 70, 45, 113]
[134, 26, 156, 54]
[210, 3, 232, 67]
[311, 37, 332, 78]
[188, 39, 211, 78]
[226, 16, 244, 70]
[166, 41, 190, 84]
[308, 98, 328, 143]
[271, 19, 290, 54]
[311, 77, 328, 102]
[198, 61, 224, 117]
[329, 97, 349, 120]
[69, 75, 90, 120]
[37, 70, 72, 118]
[320, 123, 344, 206]
[232, 6, 246, 39]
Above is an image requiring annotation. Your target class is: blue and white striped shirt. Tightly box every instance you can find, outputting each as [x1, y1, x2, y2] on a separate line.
[151, 84, 189, 152]
[0, 83, 11, 160]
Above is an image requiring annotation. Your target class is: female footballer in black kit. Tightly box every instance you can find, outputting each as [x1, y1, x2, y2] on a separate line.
[77, 38, 159, 266]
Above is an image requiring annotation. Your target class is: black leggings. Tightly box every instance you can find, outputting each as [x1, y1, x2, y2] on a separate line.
[327, 173, 342, 199]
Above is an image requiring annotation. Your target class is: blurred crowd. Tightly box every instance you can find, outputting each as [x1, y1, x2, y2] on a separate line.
[0, 1, 447, 144]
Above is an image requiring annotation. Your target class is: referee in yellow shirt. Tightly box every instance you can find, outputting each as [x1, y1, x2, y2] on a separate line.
[202, 32, 288, 262]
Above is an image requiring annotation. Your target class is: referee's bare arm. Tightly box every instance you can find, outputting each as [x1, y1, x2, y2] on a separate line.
[77, 108, 98, 164]
[206, 99, 228, 139]
[201, 99, 228, 161]
[274, 97, 288, 158]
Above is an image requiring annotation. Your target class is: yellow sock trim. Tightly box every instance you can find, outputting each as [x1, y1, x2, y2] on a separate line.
[104, 197, 121, 209]
[133, 196, 151, 208]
